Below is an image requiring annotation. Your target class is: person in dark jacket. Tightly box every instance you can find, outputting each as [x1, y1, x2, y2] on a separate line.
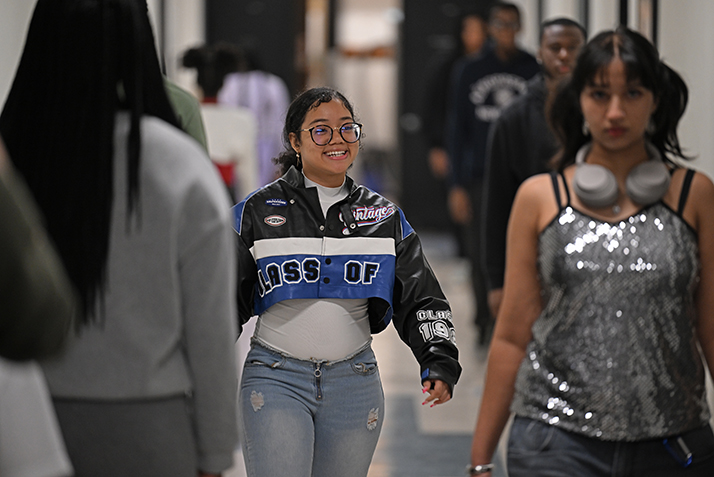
[423, 10, 488, 181]
[481, 18, 586, 320]
[234, 87, 461, 477]
[446, 2, 540, 344]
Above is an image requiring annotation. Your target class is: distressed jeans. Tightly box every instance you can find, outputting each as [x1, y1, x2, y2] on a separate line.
[239, 339, 384, 477]
[507, 416, 714, 476]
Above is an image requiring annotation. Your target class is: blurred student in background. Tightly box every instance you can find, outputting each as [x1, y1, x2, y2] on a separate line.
[481, 18, 586, 320]
[0, 1, 239, 475]
[218, 45, 291, 186]
[446, 1, 539, 344]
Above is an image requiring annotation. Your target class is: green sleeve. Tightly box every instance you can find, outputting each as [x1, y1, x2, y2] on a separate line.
[164, 78, 209, 153]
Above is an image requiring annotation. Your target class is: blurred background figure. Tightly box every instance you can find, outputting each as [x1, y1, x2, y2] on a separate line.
[481, 17, 586, 322]
[183, 42, 259, 200]
[446, 1, 539, 345]
[218, 45, 291, 187]
[424, 10, 488, 181]
[0, 1, 239, 476]
[421, 9, 488, 257]
[0, 137, 75, 477]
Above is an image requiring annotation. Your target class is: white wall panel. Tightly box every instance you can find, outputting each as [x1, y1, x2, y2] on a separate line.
[589, 0, 618, 36]
[658, 0, 714, 178]
[0, 1, 35, 108]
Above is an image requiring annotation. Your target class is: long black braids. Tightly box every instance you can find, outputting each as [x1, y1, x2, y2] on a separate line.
[0, 0, 179, 326]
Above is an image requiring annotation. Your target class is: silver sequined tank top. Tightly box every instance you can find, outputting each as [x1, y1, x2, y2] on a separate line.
[511, 170, 710, 441]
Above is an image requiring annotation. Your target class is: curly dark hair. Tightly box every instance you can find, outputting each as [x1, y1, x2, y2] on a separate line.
[274, 87, 358, 175]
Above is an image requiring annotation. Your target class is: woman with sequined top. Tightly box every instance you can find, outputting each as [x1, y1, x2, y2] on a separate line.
[468, 26, 714, 476]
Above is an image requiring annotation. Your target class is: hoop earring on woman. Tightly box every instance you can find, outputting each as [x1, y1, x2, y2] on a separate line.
[582, 120, 590, 136]
[646, 118, 656, 136]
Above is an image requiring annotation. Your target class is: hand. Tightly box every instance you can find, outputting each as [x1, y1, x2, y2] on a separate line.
[428, 147, 450, 179]
[421, 379, 452, 407]
[487, 288, 504, 319]
[448, 186, 472, 224]
[198, 473, 221, 477]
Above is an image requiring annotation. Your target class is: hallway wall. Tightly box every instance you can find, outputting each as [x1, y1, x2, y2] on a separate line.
[1, 1, 714, 178]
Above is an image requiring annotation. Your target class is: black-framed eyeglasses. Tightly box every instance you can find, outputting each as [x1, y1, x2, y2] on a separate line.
[300, 122, 363, 146]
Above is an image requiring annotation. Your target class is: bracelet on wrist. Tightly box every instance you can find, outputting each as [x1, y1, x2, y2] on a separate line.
[466, 463, 494, 475]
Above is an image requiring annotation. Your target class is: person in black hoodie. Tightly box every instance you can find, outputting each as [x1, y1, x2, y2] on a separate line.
[481, 18, 586, 321]
[446, 2, 539, 344]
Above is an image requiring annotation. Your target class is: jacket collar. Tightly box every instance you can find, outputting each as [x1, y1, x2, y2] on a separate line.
[280, 166, 359, 195]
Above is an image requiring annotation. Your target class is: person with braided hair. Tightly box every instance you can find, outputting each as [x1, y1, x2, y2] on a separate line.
[0, 1, 239, 475]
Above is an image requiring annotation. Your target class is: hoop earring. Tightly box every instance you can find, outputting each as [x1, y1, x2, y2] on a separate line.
[582, 120, 590, 136]
[646, 118, 656, 136]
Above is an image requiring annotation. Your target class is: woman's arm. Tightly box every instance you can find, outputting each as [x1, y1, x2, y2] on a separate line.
[470, 174, 553, 471]
[690, 172, 714, 379]
[391, 211, 461, 394]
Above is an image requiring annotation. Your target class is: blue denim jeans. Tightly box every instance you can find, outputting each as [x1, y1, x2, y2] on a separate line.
[507, 416, 714, 476]
[239, 339, 384, 477]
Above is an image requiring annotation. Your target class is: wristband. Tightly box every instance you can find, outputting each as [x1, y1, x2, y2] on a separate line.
[466, 463, 494, 475]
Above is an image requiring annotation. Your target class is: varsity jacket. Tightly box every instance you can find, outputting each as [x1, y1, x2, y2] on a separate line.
[234, 166, 462, 390]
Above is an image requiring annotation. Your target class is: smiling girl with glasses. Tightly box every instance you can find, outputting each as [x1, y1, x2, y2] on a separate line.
[233, 87, 462, 477]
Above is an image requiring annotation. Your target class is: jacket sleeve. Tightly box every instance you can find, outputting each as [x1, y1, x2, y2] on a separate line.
[390, 211, 462, 392]
[481, 112, 520, 291]
[236, 235, 257, 333]
[233, 203, 257, 333]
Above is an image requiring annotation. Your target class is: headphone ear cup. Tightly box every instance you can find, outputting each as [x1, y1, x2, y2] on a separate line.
[626, 160, 671, 205]
[572, 163, 619, 208]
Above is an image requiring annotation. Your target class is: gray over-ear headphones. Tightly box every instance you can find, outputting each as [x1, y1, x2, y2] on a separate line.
[572, 142, 671, 208]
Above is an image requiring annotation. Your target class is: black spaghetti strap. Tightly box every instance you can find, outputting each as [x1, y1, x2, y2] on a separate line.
[550, 171, 562, 210]
[677, 168, 696, 216]
[560, 171, 571, 207]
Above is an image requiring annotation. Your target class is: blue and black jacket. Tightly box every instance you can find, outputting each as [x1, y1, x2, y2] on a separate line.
[234, 166, 461, 390]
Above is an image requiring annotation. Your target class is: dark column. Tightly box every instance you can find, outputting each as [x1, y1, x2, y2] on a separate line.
[619, 0, 628, 26]
[398, 0, 494, 231]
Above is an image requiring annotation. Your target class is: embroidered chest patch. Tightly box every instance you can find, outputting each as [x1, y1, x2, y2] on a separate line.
[340, 205, 395, 231]
[264, 215, 286, 227]
[265, 198, 287, 207]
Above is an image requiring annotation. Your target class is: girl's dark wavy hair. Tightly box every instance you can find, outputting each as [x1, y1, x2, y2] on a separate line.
[274, 87, 357, 175]
[0, 0, 180, 326]
[549, 25, 689, 171]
